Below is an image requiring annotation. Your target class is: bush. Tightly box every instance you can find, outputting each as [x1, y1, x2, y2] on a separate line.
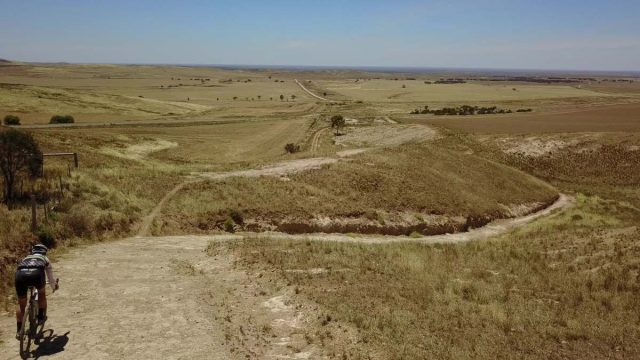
[36, 226, 56, 248]
[229, 209, 244, 225]
[224, 218, 236, 233]
[3, 115, 20, 125]
[50, 115, 75, 124]
[64, 205, 94, 236]
[284, 143, 301, 154]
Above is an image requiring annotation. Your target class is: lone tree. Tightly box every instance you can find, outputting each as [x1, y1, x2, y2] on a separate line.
[279, 94, 284, 101]
[3, 115, 21, 126]
[291, 94, 296, 101]
[0, 129, 42, 205]
[330, 115, 345, 136]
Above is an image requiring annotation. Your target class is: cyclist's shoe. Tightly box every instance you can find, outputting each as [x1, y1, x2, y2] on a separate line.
[37, 316, 47, 325]
[15, 332, 20, 340]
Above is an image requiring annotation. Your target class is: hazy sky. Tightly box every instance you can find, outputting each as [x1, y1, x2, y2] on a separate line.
[1, 0, 639, 71]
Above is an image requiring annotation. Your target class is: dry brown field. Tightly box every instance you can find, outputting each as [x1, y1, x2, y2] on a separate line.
[401, 103, 640, 133]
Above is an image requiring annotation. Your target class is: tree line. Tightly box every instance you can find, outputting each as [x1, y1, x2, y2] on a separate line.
[410, 105, 532, 116]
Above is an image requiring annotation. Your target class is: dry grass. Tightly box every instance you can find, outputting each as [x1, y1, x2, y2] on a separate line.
[0, 63, 319, 124]
[471, 132, 640, 209]
[314, 79, 608, 103]
[227, 194, 640, 359]
[159, 141, 557, 234]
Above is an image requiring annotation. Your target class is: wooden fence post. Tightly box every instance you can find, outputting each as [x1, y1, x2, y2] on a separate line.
[31, 193, 37, 233]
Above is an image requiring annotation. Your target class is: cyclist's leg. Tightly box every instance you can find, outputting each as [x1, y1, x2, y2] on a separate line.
[14, 270, 28, 333]
[36, 269, 47, 321]
[37, 287, 47, 321]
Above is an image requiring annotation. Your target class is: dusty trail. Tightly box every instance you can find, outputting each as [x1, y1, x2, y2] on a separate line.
[0, 237, 228, 359]
[137, 180, 200, 237]
[310, 127, 328, 154]
[295, 79, 329, 101]
[0, 236, 319, 359]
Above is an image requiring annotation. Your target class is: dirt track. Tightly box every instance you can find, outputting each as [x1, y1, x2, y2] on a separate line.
[295, 80, 329, 101]
[0, 194, 572, 359]
[0, 235, 320, 359]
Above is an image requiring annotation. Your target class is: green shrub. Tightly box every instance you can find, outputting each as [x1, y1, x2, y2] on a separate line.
[36, 226, 56, 248]
[50, 115, 75, 124]
[3, 115, 20, 125]
[224, 218, 236, 233]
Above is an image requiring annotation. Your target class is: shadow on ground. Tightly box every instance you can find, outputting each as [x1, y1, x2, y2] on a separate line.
[32, 329, 69, 359]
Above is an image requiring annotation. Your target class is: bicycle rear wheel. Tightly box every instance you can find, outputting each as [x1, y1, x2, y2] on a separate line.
[18, 294, 33, 359]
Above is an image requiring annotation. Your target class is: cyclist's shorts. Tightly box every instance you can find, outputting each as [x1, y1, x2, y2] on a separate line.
[15, 268, 45, 298]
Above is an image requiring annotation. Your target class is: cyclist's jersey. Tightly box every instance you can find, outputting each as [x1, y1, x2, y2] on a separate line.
[18, 254, 49, 270]
[16, 254, 56, 292]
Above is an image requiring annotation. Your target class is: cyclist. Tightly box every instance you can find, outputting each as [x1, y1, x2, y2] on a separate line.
[14, 244, 59, 339]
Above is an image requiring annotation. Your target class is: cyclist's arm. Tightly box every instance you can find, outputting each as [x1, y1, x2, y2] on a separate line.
[45, 263, 56, 293]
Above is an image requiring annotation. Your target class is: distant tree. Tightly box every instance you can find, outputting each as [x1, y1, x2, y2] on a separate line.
[257, 95, 261, 100]
[291, 95, 296, 101]
[3, 115, 20, 126]
[330, 115, 345, 136]
[50, 115, 74, 124]
[323, 92, 327, 97]
[270, 97, 273, 101]
[233, 96, 238, 101]
[280, 94, 284, 101]
[0, 129, 42, 205]
[402, 84, 406, 88]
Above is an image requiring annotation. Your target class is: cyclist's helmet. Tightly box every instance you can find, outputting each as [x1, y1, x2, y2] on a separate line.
[31, 244, 48, 255]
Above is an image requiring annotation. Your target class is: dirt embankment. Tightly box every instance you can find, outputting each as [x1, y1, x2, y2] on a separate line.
[188, 195, 559, 237]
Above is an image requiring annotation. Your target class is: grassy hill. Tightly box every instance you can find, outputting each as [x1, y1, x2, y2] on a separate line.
[159, 140, 558, 235]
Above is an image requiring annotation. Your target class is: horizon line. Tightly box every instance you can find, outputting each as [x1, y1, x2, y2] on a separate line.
[4, 58, 639, 75]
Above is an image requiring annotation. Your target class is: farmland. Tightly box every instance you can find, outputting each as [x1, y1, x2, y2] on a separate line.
[1, 61, 640, 359]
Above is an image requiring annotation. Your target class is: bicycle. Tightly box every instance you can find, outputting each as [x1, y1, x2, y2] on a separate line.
[18, 279, 58, 359]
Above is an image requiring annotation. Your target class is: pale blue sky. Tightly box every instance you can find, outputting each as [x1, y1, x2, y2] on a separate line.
[1, 0, 639, 71]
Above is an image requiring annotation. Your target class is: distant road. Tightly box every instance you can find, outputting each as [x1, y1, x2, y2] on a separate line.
[295, 79, 329, 101]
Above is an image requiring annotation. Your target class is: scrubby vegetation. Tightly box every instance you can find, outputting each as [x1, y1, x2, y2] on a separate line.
[435, 78, 467, 84]
[50, 115, 75, 124]
[410, 105, 514, 116]
[284, 143, 301, 154]
[3, 114, 20, 125]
